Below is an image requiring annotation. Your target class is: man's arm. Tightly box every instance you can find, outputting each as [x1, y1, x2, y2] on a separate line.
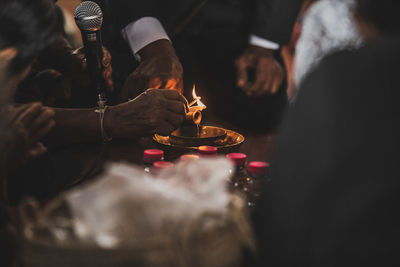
[253, 0, 305, 45]
[96, 0, 183, 98]
[44, 89, 187, 147]
[235, 0, 305, 96]
[99, 0, 168, 59]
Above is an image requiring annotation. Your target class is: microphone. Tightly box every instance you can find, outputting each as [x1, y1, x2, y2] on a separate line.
[74, 1, 105, 100]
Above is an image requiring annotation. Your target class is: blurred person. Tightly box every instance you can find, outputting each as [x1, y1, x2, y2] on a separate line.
[254, 0, 400, 266]
[293, 0, 361, 99]
[0, 0, 62, 202]
[281, 0, 318, 100]
[93, 0, 308, 132]
[0, 1, 186, 264]
[282, 0, 361, 101]
[0, 0, 63, 265]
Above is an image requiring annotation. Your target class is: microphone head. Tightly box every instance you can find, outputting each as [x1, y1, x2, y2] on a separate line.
[74, 1, 103, 31]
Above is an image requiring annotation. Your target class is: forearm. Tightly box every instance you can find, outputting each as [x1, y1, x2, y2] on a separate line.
[45, 108, 102, 147]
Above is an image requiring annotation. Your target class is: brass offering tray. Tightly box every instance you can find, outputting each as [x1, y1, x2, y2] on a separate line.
[170, 126, 227, 147]
[153, 126, 245, 159]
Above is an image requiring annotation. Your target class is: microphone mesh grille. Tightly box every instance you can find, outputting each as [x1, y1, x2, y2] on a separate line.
[74, 1, 103, 31]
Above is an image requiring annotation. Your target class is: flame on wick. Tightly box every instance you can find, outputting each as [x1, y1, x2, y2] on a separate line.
[191, 85, 206, 110]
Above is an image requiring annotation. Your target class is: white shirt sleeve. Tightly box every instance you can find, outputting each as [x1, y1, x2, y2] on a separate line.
[121, 17, 170, 61]
[249, 34, 280, 50]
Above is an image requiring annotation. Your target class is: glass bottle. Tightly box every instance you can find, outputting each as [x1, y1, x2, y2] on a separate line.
[243, 161, 270, 208]
[180, 154, 200, 161]
[226, 153, 248, 190]
[143, 149, 164, 173]
[198, 146, 218, 158]
[153, 161, 174, 172]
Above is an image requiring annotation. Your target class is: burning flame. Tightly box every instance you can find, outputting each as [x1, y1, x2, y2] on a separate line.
[191, 85, 206, 110]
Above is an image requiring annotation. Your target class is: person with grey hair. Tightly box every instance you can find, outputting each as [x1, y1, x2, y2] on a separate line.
[254, 0, 400, 266]
[295, 0, 362, 91]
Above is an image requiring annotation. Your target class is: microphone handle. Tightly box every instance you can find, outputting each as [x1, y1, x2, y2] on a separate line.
[81, 30, 105, 97]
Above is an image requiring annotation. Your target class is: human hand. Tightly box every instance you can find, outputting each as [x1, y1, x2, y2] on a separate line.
[37, 36, 113, 93]
[0, 103, 55, 175]
[105, 89, 187, 138]
[12, 103, 55, 157]
[72, 46, 114, 92]
[235, 45, 285, 97]
[118, 40, 183, 102]
[26, 69, 71, 107]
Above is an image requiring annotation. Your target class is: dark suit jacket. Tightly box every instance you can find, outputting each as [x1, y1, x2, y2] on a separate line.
[96, 0, 304, 44]
[254, 0, 304, 44]
[254, 38, 400, 266]
[94, 0, 304, 95]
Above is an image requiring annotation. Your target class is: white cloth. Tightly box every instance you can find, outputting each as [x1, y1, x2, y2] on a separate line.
[295, 0, 362, 89]
[122, 17, 280, 62]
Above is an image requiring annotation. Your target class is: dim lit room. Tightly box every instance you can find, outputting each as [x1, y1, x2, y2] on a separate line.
[1, 0, 400, 266]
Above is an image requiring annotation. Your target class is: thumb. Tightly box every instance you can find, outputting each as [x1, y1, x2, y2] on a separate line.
[26, 142, 48, 159]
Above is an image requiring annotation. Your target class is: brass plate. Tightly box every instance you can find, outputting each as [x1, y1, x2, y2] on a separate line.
[170, 126, 227, 146]
[153, 126, 245, 158]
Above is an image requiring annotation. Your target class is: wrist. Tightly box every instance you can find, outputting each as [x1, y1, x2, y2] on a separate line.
[138, 39, 176, 61]
[247, 45, 276, 58]
[103, 105, 116, 140]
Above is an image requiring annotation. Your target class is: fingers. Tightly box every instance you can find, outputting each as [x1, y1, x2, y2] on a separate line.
[235, 58, 249, 88]
[248, 62, 271, 96]
[14, 104, 55, 145]
[74, 46, 114, 91]
[119, 72, 148, 102]
[29, 108, 55, 134]
[158, 88, 187, 102]
[149, 88, 189, 112]
[124, 50, 184, 96]
[164, 111, 185, 129]
[259, 60, 284, 96]
[100, 47, 114, 91]
[164, 78, 177, 90]
[17, 103, 43, 127]
[176, 78, 184, 94]
[247, 77, 267, 97]
[165, 100, 187, 115]
[245, 58, 285, 97]
[72, 47, 86, 69]
[102, 66, 114, 91]
[150, 76, 183, 95]
[101, 47, 112, 68]
[30, 119, 55, 144]
[26, 142, 48, 159]
[155, 121, 176, 136]
[11, 103, 37, 120]
[73, 46, 112, 69]
[149, 77, 163, 89]
[270, 65, 285, 95]
[101, 47, 113, 88]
